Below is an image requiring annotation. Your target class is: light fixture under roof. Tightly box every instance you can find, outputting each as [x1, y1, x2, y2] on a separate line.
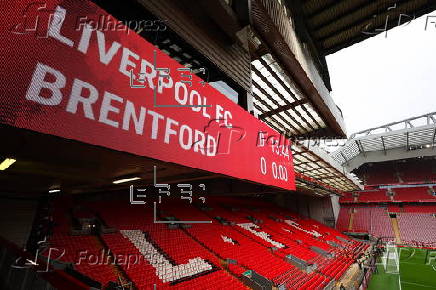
[0, 158, 16, 170]
[49, 189, 60, 193]
[113, 177, 141, 184]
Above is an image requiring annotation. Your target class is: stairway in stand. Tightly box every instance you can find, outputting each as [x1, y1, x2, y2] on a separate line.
[389, 217, 402, 244]
[94, 235, 133, 287]
[348, 209, 355, 231]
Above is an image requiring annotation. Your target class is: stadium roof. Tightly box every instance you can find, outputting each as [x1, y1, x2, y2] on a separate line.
[293, 143, 362, 194]
[298, 0, 436, 55]
[331, 112, 436, 171]
[250, 0, 348, 137]
[252, 53, 329, 137]
[138, 0, 348, 138]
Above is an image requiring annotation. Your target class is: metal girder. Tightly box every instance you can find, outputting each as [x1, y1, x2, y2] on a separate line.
[357, 140, 366, 157]
[259, 99, 308, 120]
[340, 151, 348, 165]
[250, 0, 347, 137]
[341, 146, 436, 172]
[292, 144, 362, 192]
[433, 127, 436, 150]
[380, 136, 386, 155]
[332, 113, 436, 167]
[350, 112, 436, 139]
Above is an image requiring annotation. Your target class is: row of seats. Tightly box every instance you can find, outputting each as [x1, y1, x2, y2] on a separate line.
[47, 205, 120, 286]
[394, 187, 435, 202]
[357, 159, 436, 185]
[44, 197, 367, 289]
[95, 201, 243, 289]
[336, 206, 394, 238]
[388, 205, 436, 213]
[337, 205, 436, 244]
[397, 213, 436, 244]
[340, 186, 436, 204]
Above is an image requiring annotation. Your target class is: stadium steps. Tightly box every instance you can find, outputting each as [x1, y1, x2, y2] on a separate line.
[389, 217, 402, 244]
[335, 263, 361, 289]
[348, 209, 354, 231]
[96, 234, 134, 288]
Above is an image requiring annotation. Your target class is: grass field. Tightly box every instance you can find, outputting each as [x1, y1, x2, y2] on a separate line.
[368, 247, 436, 290]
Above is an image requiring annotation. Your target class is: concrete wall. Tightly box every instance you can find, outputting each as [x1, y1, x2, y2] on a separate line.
[330, 194, 341, 223]
[276, 192, 336, 227]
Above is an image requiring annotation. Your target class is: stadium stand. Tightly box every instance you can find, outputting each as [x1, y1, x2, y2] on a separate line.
[336, 207, 351, 232]
[397, 213, 436, 244]
[393, 186, 436, 202]
[2, 0, 436, 288]
[337, 155, 436, 245]
[338, 192, 354, 204]
[401, 205, 436, 213]
[337, 204, 436, 245]
[336, 207, 394, 238]
[356, 159, 436, 186]
[357, 190, 390, 203]
[342, 186, 436, 204]
[350, 208, 371, 233]
[366, 173, 397, 186]
[387, 205, 402, 213]
[47, 202, 120, 286]
[397, 160, 435, 183]
[369, 208, 394, 238]
[39, 197, 368, 289]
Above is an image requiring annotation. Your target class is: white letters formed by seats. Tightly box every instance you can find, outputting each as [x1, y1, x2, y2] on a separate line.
[121, 230, 212, 283]
[284, 220, 322, 238]
[221, 235, 236, 245]
[237, 223, 285, 248]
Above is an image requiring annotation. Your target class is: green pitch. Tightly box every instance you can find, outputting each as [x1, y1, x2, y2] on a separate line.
[368, 247, 436, 290]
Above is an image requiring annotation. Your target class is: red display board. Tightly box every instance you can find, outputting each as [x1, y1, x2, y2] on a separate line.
[0, 0, 295, 190]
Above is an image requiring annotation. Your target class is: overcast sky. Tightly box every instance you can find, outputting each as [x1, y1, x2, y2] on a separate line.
[327, 13, 436, 137]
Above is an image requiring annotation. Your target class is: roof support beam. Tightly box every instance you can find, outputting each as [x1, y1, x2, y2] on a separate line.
[340, 151, 348, 165]
[432, 127, 436, 150]
[252, 67, 311, 132]
[259, 99, 308, 120]
[351, 112, 436, 139]
[257, 58, 322, 129]
[293, 160, 319, 166]
[253, 91, 301, 134]
[313, 173, 340, 180]
[381, 136, 387, 155]
[250, 0, 347, 136]
[343, 146, 436, 172]
[357, 140, 366, 157]
[292, 150, 309, 156]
